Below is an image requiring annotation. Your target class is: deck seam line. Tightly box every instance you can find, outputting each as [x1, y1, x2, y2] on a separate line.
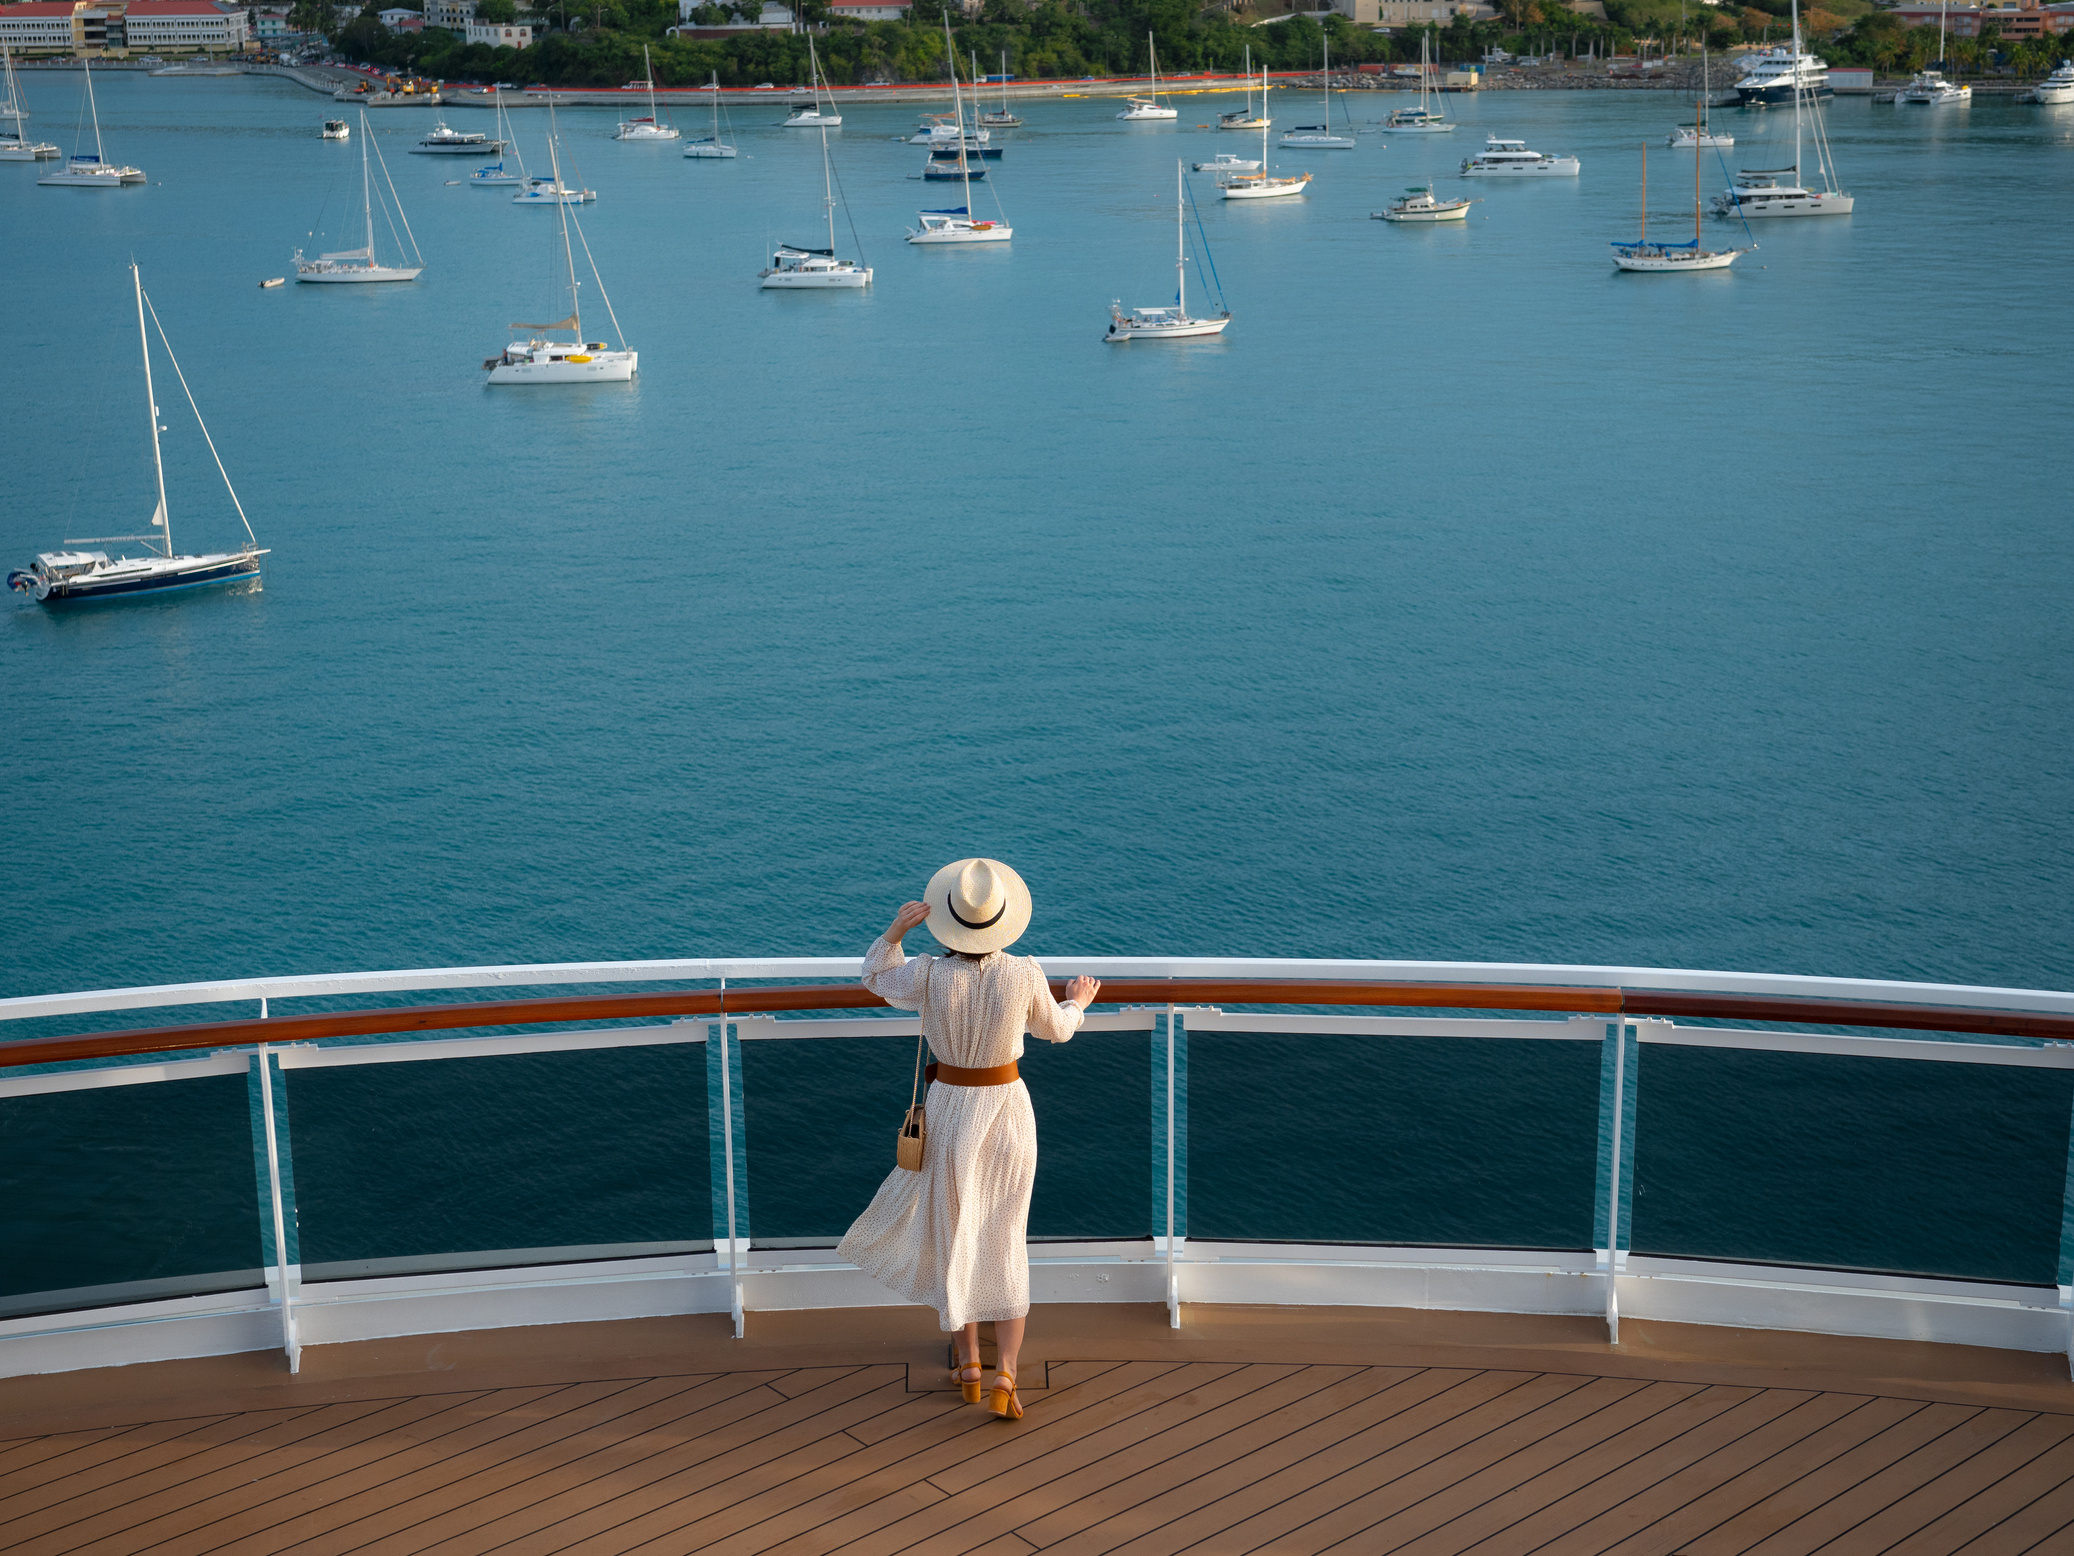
[1859, 1420, 2074, 1556]
[2012, 1505, 2074, 1555]
[1788, 1409, 2039, 1556]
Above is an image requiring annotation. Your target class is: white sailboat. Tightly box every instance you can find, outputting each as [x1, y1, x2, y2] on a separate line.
[781, 39, 842, 127]
[468, 92, 525, 184]
[1221, 63, 1308, 200]
[1713, 0, 1851, 218]
[1386, 33, 1454, 132]
[1118, 34, 1179, 120]
[1219, 45, 1268, 130]
[485, 138, 635, 384]
[1281, 38, 1354, 149]
[1668, 48, 1732, 146]
[909, 23, 1011, 244]
[295, 110, 423, 282]
[0, 45, 58, 159]
[1613, 139, 1742, 272]
[38, 57, 143, 186]
[1106, 161, 1230, 342]
[761, 126, 871, 287]
[616, 48, 679, 139]
[684, 71, 737, 157]
[979, 51, 1022, 127]
[513, 111, 595, 204]
[8, 264, 266, 606]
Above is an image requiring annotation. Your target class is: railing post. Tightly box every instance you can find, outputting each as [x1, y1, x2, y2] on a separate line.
[1151, 1006, 1188, 1327]
[709, 982, 748, 1339]
[1591, 1016, 1638, 1345]
[248, 1044, 300, 1372]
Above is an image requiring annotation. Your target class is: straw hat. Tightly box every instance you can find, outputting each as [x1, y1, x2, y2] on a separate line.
[924, 857, 1032, 955]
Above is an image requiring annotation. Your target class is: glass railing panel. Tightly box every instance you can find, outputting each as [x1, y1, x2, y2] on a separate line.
[0, 1073, 261, 1316]
[740, 1028, 1149, 1242]
[1188, 1031, 1601, 1247]
[288, 1044, 710, 1275]
[1631, 1047, 2073, 1284]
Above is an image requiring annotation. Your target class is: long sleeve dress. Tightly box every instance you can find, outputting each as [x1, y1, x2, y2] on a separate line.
[837, 935, 1084, 1331]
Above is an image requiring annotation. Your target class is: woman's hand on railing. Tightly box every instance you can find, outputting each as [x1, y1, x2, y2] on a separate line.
[885, 901, 931, 945]
[1066, 976, 1100, 1008]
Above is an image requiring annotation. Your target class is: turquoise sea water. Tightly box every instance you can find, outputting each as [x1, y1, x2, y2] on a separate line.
[3, 76, 2072, 1296]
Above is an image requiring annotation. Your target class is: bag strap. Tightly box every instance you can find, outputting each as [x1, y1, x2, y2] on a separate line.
[909, 1031, 927, 1113]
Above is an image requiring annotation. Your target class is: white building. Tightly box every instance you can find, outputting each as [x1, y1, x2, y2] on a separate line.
[0, 4, 81, 54]
[464, 16, 527, 43]
[124, 1, 249, 51]
[826, 0, 908, 18]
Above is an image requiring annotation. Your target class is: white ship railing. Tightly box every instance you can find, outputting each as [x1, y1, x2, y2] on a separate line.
[2, 957, 2071, 1380]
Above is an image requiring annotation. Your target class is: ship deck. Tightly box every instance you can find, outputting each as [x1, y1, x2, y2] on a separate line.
[3, 1305, 2070, 1556]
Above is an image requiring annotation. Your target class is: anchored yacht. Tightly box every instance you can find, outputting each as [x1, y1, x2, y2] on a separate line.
[1730, 45, 1831, 105]
[412, 118, 500, 154]
[1374, 184, 1473, 222]
[1897, 69, 1970, 104]
[2029, 59, 2074, 103]
[1460, 136, 1579, 176]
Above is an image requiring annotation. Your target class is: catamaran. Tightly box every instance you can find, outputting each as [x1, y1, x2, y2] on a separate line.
[1106, 161, 1229, 342]
[1713, 0, 1851, 218]
[1898, 2, 1970, 103]
[484, 138, 636, 384]
[761, 126, 871, 287]
[8, 264, 265, 605]
[38, 57, 142, 186]
[908, 22, 1011, 245]
[1219, 46, 1269, 130]
[1386, 33, 1454, 132]
[616, 48, 679, 139]
[684, 71, 737, 157]
[0, 45, 57, 159]
[1281, 38, 1354, 148]
[1613, 139, 1742, 272]
[295, 111, 423, 282]
[1118, 35, 1178, 120]
[1220, 63, 1308, 200]
[781, 39, 841, 127]
[468, 92, 525, 184]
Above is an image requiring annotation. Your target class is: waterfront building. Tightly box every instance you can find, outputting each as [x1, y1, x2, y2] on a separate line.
[424, 0, 470, 26]
[0, 0, 248, 56]
[464, 16, 527, 43]
[826, 0, 909, 18]
[1882, 0, 2074, 35]
[1371, 0, 1493, 28]
[375, 4, 421, 26]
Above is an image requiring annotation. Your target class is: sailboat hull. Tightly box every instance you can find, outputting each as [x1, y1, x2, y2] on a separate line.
[907, 222, 1011, 243]
[486, 350, 638, 384]
[12, 552, 262, 604]
[1612, 247, 1741, 271]
[295, 264, 423, 282]
[1714, 190, 1852, 217]
[684, 142, 738, 158]
[1221, 175, 1309, 200]
[1105, 317, 1230, 341]
[760, 269, 872, 289]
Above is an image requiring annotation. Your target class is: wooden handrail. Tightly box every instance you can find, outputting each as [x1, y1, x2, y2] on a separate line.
[4, 978, 2071, 1072]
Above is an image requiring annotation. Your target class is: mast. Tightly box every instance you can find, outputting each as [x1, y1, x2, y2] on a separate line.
[549, 133, 581, 338]
[1260, 60, 1268, 164]
[133, 263, 170, 558]
[1322, 36, 1330, 130]
[1174, 159, 1185, 316]
[1791, 0, 1802, 179]
[1639, 141, 1646, 245]
[711, 69, 720, 140]
[820, 123, 836, 254]
[85, 54, 103, 162]
[360, 110, 374, 261]
[947, 17, 971, 210]
[1244, 44, 1252, 116]
[645, 45, 658, 125]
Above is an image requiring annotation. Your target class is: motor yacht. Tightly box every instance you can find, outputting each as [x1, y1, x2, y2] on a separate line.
[1896, 69, 1971, 104]
[1460, 136, 1579, 176]
[2022, 59, 2074, 102]
[1730, 45, 1831, 105]
[1373, 184, 1473, 221]
[321, 118, 349, 139]
[412, 118, 500, 154]
[1194, 153, 1261, 174]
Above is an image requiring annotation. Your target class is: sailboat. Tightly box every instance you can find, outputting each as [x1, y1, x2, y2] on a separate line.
[1669, 47, 1732, 146]
[1613, 139, 1741, 272]
[485, 138, 636, 383]
[1106, 161, 1230, 342]
[684, 70, 737, 158]
[513, 111, 595, 203]
[468, 91, 526, 184]
[1898, 3, 1972, 103]
[9, 264, 266, 605]
[38, 57, 143, 185]
[1220, 63, 1309, 200]
[616, 47, 679, 139]
[0, 44, 58, 160]
[1386, 32, 1454, 132]
[979, 51, 1021, 128]
[909, 23, 1011, 244]
[295, 110, 423, 282]
[761, 126, 871, 287]
[1219, 45, 1269, 130]
[1713, 0, 1851, 218]
[1281, 38, 1355, 149]
[781, 38, 841, 127]
[1118, 34, 1179, 120]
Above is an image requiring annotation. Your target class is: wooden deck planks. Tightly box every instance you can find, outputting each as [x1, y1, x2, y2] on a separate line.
[2, 1344, 2067, 1556]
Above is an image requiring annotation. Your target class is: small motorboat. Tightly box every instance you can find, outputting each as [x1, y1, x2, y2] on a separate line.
[1194, 153, 1261, 174]
[322, 119, 350, 140]
[1373, 185, 1474, 221]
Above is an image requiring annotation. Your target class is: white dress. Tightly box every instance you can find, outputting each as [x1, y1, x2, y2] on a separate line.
[838, 935, 1084, 1331]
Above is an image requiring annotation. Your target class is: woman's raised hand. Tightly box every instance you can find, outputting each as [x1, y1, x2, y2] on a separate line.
[1065, 975, 1100, 1008]
[886, 900, 932, 944]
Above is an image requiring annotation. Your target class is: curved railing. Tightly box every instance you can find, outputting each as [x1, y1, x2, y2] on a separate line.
[3, 957, 2071, 1379]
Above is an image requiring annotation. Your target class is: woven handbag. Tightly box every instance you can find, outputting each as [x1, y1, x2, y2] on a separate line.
[896, 1032, 928, 1171]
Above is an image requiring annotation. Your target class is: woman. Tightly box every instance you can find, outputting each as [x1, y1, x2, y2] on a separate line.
[838, 857, 1099, 1421]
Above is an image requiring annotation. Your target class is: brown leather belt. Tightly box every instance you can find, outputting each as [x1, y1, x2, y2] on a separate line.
[924, 1060, 1020, 1087]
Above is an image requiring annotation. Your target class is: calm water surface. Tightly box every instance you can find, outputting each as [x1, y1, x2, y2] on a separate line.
[2, 75, 2071, 1285]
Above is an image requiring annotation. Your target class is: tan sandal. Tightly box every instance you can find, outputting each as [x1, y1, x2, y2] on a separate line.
[952, 1361, 984, 1404]
[988, 1368, 1022, 1421]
